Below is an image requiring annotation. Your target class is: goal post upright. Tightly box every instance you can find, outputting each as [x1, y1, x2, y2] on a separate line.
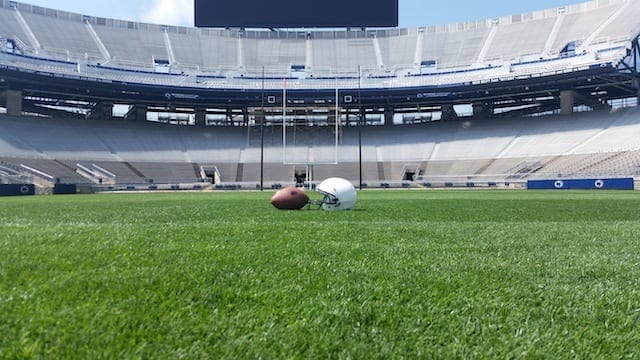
[334, 77, 339, 165]
[282, 76, 287, 165]
[281, 76, 340, 167]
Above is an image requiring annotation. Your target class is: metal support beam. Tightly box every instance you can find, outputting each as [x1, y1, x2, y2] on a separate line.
[2, 89, 22, 116]
[613, 37, 640, 104]
[125, 104, 147, 121]
[441, 104, 459, 121]
[195, 107, 206, 127]
[634, 37, 639, 74]
[472, 102, 493, 119]
[88, 102, 113, 121]
[241, 107, 249, 126]
[620, 36, 640, 76]
[560, 90, 575, 115]
[384, 108, 394, 126]
[135, 105, 147, 122]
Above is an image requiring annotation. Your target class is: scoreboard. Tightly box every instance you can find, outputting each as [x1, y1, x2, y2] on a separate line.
[195, 0, 399, 28]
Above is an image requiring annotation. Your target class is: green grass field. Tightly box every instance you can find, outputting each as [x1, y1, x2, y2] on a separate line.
[1, 190, 640, 358]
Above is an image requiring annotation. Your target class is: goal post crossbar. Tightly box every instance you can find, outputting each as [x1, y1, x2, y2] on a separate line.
[282, 80, 340, 165]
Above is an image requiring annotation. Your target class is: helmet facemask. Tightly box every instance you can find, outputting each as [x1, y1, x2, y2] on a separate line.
[313, 178, 357, 211]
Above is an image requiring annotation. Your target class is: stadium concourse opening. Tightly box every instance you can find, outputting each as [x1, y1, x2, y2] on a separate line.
[0, 0, 640, 193]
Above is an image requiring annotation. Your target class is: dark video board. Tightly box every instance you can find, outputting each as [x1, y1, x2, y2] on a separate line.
[195, 0, 398, 28]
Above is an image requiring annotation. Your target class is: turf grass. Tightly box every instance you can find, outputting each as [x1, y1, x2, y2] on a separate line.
[1, 190, 640, 358]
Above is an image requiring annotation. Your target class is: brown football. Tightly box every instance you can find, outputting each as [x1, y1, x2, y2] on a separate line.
[270, 187, 310, 210]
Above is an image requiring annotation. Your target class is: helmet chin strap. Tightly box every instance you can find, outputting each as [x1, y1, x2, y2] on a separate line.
[306, 199, 324, 209]
[306, 193, 337, 210]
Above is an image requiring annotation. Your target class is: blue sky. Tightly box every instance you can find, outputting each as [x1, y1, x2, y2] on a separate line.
[20, 0, 587, 27]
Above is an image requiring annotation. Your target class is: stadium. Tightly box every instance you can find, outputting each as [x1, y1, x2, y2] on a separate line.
[2, 0, 640, 357]
[0, 0, 639, 191]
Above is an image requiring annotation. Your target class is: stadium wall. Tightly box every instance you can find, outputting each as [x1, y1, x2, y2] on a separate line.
[0, 184, 35, 196]
[527, 178, 634, 190]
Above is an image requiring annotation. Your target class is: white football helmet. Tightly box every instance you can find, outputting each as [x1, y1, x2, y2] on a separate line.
[316, 177, 357, 211]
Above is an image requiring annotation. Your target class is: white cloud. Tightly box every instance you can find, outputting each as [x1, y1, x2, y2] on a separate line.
[141, 0, 194, 26]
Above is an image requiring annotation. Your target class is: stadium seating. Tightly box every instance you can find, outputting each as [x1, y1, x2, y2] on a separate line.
[422, 25, 491, 69]
[20, 10, 102, 60]
[591, 2, 640, 45]
[0, 0, 639, 188]
[93, 24, 167, 67]
[0, 0, 635, 87]
[376, 28, 417, 72]
[484, 17, 556, 61]
[2, 106, 640, 185]
[550, 2, 622, 54]
[0, 6, 31, 51]
[244, 37, 306, 75]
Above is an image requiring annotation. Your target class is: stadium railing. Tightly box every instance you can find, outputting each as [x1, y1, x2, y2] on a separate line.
[1, 44, 628, 92]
